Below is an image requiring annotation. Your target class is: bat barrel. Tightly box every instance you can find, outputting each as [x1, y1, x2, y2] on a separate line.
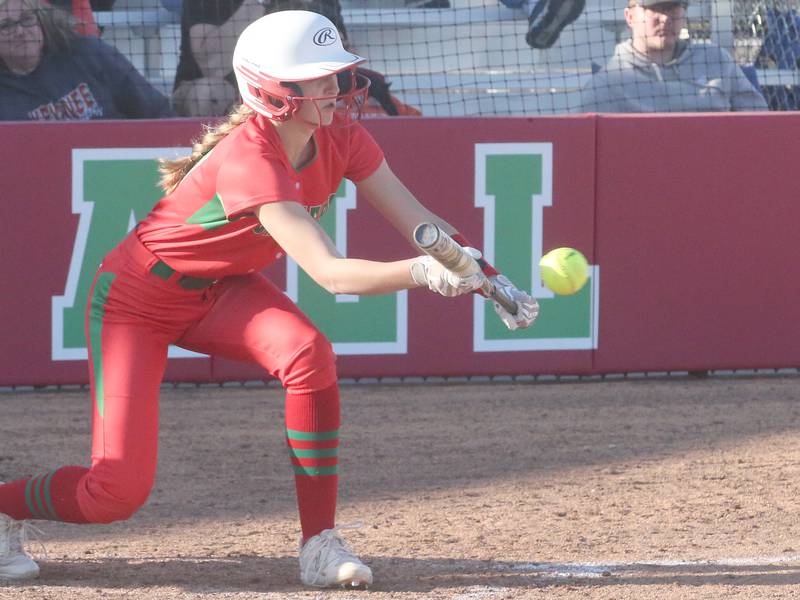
[414, 223, 474, 274]
[413, 222, 440, 249]
[413, 222, 518, 316]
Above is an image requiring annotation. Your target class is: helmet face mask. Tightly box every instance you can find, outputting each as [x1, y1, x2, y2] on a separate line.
[239, 68, 370, 126]
[232, 10, 369, 125]
[291, 70, 370, 127]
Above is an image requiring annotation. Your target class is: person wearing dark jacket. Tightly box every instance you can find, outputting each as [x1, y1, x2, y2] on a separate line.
[0, 0, 174, 120]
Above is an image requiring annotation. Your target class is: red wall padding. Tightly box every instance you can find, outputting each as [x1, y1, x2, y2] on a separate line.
[593, 113, 800, 372]
[1, 113, 798, 385]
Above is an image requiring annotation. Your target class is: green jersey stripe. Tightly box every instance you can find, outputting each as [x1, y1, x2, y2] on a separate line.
[186, 193, 229, 231]
[292, 465, 338, 476]
[288, 447, 339, 459]
[285, 428, 339, 441]
[88, 272, 116, 418]
[41, 471, 61, 521]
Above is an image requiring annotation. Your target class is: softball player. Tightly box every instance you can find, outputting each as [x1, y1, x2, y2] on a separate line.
[0, 10, 539, 588]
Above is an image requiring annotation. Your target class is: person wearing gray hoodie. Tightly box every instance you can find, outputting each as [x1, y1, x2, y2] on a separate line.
[579, 0, 767, 112]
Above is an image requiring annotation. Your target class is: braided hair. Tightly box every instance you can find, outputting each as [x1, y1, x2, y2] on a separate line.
[158, 104, 255, 194]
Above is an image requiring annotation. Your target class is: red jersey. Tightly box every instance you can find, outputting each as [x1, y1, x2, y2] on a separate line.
[137, 114, 384, 278]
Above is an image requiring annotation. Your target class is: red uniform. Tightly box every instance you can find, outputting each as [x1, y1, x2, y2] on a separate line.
[0, 114, 383, 539]
[137, 113, 382, 278]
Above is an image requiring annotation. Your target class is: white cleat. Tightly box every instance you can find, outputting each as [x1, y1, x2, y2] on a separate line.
[0, 513, 40, 580]
[299, 524, 372, 588]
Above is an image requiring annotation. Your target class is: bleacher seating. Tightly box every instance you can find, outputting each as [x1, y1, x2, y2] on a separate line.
[754, 7, 800, 110]
[91, 0, 799, 115]
[94, 4, 179, 94]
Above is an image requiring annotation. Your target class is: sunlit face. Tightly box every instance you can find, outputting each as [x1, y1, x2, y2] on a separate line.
[0, 0, 43, 75]
[294, 73, 340, 128]
[625, 1, 686, 58]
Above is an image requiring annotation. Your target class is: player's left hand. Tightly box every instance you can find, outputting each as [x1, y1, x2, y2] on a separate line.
[490, 274, 539, 331]
[410, 248, 484, 297]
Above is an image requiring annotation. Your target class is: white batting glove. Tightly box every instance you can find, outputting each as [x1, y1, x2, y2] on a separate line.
[490, 274, 539, 330]
[410, 248, 485, 297]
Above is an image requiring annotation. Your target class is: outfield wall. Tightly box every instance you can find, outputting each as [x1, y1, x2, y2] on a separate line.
[1, 113, 798, 386]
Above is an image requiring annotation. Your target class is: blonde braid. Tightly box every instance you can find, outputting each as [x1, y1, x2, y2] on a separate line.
[158, 104, 256, 194]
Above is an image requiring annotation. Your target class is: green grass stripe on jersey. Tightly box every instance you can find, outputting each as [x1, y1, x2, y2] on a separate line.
[186, 193, 229, 231]
[88, 272, 116, 418]
[288, 447, 339, 459]
[292, 465, 338, 476]
[41, 471, 61, 521]
[285, 428, 339, 441]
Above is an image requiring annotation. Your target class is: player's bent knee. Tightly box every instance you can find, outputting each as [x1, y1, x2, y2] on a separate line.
[280, 332, 337, 393]
[78, 467, 155, 524]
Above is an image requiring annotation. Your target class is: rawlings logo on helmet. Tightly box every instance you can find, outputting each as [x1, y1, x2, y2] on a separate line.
[312, 27, 337, 46]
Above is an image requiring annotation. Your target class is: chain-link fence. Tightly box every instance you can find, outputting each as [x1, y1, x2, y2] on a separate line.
[2, 0, 798, 120]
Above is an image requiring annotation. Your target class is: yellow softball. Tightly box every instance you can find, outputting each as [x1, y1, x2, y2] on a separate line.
[539, 247, 589, 295]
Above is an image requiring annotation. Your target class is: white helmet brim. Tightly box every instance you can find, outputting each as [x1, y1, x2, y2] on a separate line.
[271, 53, 366, 82]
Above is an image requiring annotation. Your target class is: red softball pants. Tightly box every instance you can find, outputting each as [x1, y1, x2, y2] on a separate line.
[75, 232, 338, 523]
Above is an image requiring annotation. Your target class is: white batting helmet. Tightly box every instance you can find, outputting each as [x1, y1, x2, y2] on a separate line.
[232, 10, 369, 121]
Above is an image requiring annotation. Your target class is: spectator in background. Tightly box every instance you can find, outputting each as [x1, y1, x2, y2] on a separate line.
[0, 0, 174, 120]
[46, 0, 99, 35]
[172, 0, 267, 116]
[579, 0, 768, 112]
[356, 66, 421, 117]
[43, 1, 118, 36]
[172, 0, 420, 117]
[500, 0, 586, 49]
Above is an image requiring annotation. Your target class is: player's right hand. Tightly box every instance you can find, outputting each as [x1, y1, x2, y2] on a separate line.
[410, 249, 485, 297]
[490, 274, 539, 330]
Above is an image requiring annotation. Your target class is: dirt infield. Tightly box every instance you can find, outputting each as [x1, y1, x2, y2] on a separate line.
[2, 375, 800, 599]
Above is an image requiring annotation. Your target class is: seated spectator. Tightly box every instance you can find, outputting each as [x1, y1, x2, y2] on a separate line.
[579, 0, 768, 112]
[357, 67, 421, 117]
[172, 0, 264, 117]
[0, 0, 174, 120]
[500, 0, 585, 49]
[46, 0, 101, 36]
[172, 0, 420, 117]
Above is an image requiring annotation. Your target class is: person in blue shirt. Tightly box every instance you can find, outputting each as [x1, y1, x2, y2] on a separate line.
[0, 0, 174, 120]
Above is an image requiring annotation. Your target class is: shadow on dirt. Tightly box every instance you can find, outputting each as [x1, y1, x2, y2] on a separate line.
[5, 554, 800, 595]
[2, 377, 800, 525]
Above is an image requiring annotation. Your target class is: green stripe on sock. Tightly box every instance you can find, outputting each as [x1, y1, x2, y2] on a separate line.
[89, 272, 116, 418]
[24, 478, 40, 518]
[288, 447, 339, 459]
[41, 471, 61, 521]
[285, 428, 339, 441]
[32, 476, 48, 519]
[292, 465, 338, 476]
